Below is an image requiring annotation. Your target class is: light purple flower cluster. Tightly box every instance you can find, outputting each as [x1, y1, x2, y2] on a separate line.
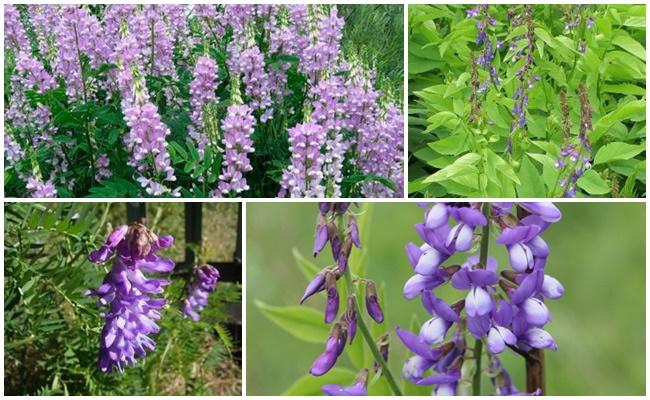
[227, 42, 274, 122]
[123, 99, 178, 196]
[300, 204, 382, 385]
[300, 7, 344, 83]
[279, 122, 327, 198]
[95, 154, 112, 183]
[216, 104, 256, 197]
[7, 53, 56, 129]
[4, 5, 29, 54]
[188, 55, 220, 157]
[181, 265, 220, 321]
[554, 84, 593, 197]
[399, 202, 563, 395]
[53, 5, 109, 101]
[26, 176, 57, 198]
[85, 224, 175, 373]
[357, 104, 404, 198]
[28, 5, 60, 64]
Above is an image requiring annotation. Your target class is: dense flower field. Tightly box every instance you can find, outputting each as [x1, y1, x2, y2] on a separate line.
[408, 4, 645, 198]
[4, 4, 404, 198]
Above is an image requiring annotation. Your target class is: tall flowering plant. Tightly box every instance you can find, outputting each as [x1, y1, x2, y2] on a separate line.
[408, 4, 645, 198]
[4, 4, 403, 198]
[400, 202, 563, 395]
[86, 222, 224, 374]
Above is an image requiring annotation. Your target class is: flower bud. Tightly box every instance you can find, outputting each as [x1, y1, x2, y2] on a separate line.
[348, 216, 361, 248]
[324, 272, 339, 323]
[126, 223, 157, 260]
[344, 295, 357, 344]
[337, 236, 353, 273]
[310, 323, 347, 376]
[365, 281, 384, 323]
[300, 271, 326, 304]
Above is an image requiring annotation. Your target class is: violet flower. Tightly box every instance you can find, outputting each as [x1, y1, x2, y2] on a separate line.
[86, 224, 175, 373]
[399, 202, 563, 395]
[216, 104, 256, 197]
[322, 368, 368, 396]
[181, 264, 220, 321]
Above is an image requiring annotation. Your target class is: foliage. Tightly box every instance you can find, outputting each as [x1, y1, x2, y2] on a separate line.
[246, 202, 645, 395]
[4, 4, 403, 198]
[408, 4, 646, 197]
[4, 203, 241, 395]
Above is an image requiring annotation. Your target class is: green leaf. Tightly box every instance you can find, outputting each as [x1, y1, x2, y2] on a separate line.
[423, 152, 481, 184]
[292, 248, 320, 282]
[591, 100, 645, 143]
[425, 111, 459, 132]
[282, 368, 357, 395]
[601, 83, 646, 96]
[255, 300, 329, 344]
[594, 142, 645, 165]
[427, 132, 467, 155]
[577, 169, 611, 195]
[612, 32, 646, 60]
[516, 155, 546, 197]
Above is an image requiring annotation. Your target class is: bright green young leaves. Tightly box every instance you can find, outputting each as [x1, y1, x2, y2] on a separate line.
[408, 4, 646, 197]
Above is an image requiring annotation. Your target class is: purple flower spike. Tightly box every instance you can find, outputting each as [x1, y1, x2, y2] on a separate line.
[365, 281, 384, 323]
[86, 223, 175, 373]
[324, 272, 340, 323]
[181, 265, 220, 321]
[400, 202, 563, 391]
[322, 368, 368, 396]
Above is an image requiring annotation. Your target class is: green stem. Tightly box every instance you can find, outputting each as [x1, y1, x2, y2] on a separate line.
[341, 267, 402, 396]
[473, 202, 491, 396]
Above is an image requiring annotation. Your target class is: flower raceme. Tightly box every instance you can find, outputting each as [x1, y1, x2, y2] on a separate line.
[299, 203, 385, 395]
[85, 224, 175, 373]
[181, 264, 220, 321]
[399, 202, 563, 395]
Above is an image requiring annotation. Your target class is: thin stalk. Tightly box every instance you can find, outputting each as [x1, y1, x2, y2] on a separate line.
[473, 202, 491, 396]
[341, 267, 402, 396]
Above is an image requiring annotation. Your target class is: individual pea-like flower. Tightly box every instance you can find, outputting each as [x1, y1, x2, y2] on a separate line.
[85, 224, 175, 373]
[181, 264, 220, 321]
[216, 104, 256, 197]
[400, 202, 563, 395]
[322, 368, 368, 396]
[310, 322, 347, 376]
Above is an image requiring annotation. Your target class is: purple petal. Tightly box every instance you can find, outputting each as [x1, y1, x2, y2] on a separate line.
[396, 327, 434, 359]
[419, 316, 451, 344]
[415, 248, 445, 275]
[524, 327, 558, 351]
[469, 269, 499, 287]
[465, 286, 494, 317]
[542, 274, 564, 299]
[508, 243, 534, 272]
[450, 267, 472, 290]
[522, 297, 550, 326]
[457, 207, 488, 227]
[494, 299, 514, 326]
[496, 225, 540, 245]
[313, 224, 329, 256]
[510, 270, 543, 305]
[300, 272, 325, 304]
[518, 202, 562, 222]
[403, 274, 445, 299]
[426, 203, 449, 229]
[467, 314, 491, 338]
[405, 242, 423, 269]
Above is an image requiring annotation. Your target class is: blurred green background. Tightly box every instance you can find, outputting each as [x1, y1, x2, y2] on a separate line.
[246, 202, 645, 395]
